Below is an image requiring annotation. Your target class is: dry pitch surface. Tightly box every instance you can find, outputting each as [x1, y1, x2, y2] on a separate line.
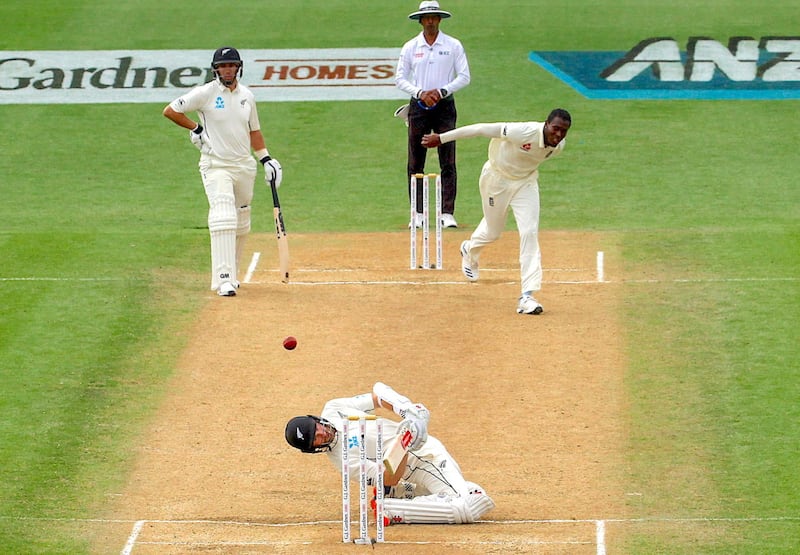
[93, 230, 627, 554]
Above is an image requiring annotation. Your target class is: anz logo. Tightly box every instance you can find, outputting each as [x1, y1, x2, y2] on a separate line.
[529, 36, 800, 99]
[602, 37, 799, 82]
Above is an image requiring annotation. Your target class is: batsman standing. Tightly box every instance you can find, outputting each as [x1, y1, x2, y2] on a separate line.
[422, 109, 572, 314]
[285, 382, 495, 525]
[163, 46, 282, 296]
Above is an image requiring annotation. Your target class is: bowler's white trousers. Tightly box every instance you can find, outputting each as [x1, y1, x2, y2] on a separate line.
[468, 160, 542, 294]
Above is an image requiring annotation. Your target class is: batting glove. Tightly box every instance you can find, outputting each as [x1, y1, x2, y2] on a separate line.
[262, 157, 283, 189]
[401, 403, 430, 424]
[398, 417, 428, 451]
[189, 124, 214, 155]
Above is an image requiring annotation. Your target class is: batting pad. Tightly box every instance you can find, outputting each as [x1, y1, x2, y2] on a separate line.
[235, 205, 251, 277]
[208, 194, 237, 290]
[383, 494, 458, 524]
[463, 489, 495, 522]
[236, 204, 251, 236]
[383, 489, 495, 524]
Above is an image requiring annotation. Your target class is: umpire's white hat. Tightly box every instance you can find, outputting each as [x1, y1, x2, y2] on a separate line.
[408, 1, 451, 20]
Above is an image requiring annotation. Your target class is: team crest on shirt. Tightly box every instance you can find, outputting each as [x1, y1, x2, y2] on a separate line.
[521, 143, 532, 151]
[215, 96, 224, 109]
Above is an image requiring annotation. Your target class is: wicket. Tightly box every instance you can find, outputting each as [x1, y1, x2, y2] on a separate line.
[342, 415, 384, 544]
[409, 173, 443, 270]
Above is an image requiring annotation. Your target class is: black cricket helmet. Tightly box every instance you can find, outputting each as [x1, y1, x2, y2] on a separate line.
[211, 46, 243, 82]
[285, 415, 336, 453]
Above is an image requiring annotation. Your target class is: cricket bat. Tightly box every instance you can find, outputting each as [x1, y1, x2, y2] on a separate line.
[382, 426, 414, 475]
[270, 181, 290, 283]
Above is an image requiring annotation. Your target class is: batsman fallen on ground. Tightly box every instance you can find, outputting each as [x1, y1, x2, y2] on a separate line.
[284, 383, 495, 526]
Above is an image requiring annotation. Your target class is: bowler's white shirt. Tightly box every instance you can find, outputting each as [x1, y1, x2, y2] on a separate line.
[170, 80, 261, 162]
[396, 31, 470, 97]
[441, 122, 565, 180]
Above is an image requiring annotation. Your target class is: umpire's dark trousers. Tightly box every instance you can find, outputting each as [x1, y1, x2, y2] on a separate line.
[407, 96, 457, 215]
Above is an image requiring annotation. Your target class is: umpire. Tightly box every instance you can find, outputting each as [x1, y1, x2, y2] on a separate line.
[396, 1, 470, 229]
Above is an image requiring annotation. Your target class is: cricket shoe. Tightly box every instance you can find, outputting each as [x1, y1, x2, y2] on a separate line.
[460, 241, 479, 282]
[516, 294, 543, 315]
[376, 509, 404, 526]
[217, 282, 237, 297]
[371, 491, 404, 526]
[440, 213, 458, 228]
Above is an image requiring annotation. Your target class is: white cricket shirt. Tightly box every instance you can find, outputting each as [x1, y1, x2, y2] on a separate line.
[441, 122, 565, 180]
[396, 30, 470, 98]
[170, 80, 261, 162]
[320, 393, 444, 485]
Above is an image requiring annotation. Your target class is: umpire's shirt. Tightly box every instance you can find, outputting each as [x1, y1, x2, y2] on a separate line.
[396, 30, 470, 102]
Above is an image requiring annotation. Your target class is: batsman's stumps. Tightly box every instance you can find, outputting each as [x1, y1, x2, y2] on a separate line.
[410, 173, 443, 270]
[342, 415, 384, 544]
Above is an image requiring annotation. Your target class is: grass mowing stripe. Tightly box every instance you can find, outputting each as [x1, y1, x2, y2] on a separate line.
[622, 228, 799, 551]
[0, 228, 206, 550]
[0, 274, 202, 549]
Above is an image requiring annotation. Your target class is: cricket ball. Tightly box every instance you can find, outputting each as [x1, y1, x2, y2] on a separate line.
[283, 336, 298, 350]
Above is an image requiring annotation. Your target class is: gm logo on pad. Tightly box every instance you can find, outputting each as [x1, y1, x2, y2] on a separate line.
[530, 36, 800, 99]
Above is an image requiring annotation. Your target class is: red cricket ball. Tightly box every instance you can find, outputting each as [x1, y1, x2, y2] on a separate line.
[283, 336, 298, 350]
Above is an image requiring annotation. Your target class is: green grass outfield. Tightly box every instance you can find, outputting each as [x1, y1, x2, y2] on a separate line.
[1, 1, 799, 552]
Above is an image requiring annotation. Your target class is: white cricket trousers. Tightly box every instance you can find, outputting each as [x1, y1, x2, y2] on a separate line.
[402, 436, 472, 497]
[198, 156, 256, 290]
[469, 161, 542, 294]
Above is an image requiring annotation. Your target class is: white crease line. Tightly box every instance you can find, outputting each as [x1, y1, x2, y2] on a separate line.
[597, 251, 605, 283]
[244, 252, 260, 284]
[6, 515, 796, 525]
[250, 277, 798, 286]
[2, 276, 795, 285]
[132, 539, 591, 547]
[121, 520, 145, 555]
[255, 267, 584, 273]
[2, 513, 797, 553]
[596, 520, 606, 555]
[114, 515, 800, 552]
[297, 280, 482, 286]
